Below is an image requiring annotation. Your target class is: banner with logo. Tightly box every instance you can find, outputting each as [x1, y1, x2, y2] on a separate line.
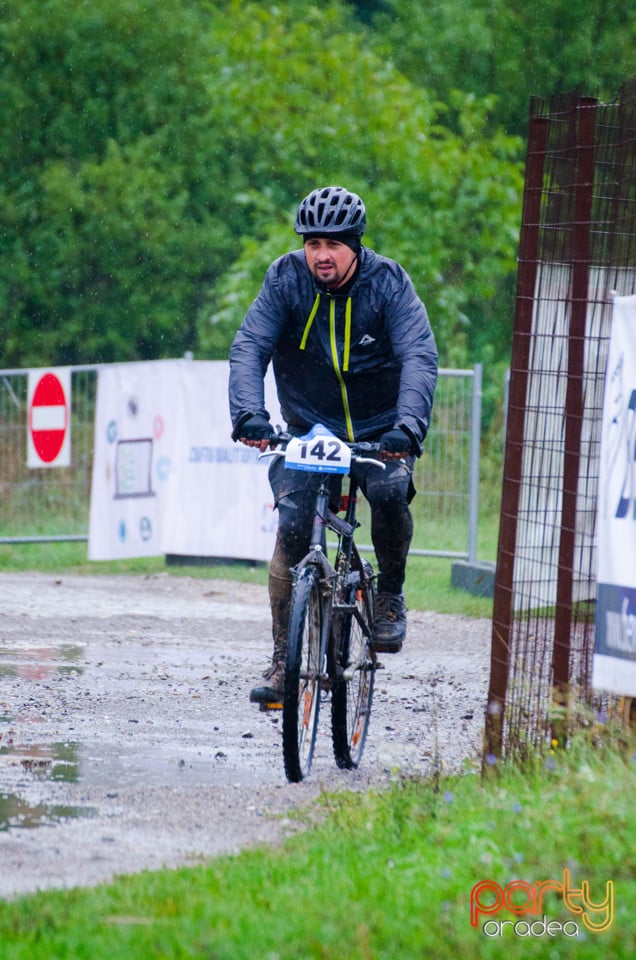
[159, 361, 280, 561]
[88, 359, 280, 562]
[593, 294, 636, 696]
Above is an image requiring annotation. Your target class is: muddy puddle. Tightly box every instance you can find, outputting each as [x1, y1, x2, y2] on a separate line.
[0, 735, 268, 799]
[0, 724, 99, 831]
[0, 725, 283, 833]
[0, 572, 491, 896]
[0, 642, 85, 680]
[0, 623, 284, 834]
[0, 793, 96, 831]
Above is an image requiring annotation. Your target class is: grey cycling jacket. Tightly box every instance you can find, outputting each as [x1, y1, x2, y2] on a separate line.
[229, 246, 438, 452]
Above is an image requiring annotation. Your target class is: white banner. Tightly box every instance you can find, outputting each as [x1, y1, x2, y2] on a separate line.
[593, 294, 636, 696]
[160, 361, 280, 561]
[88, 359, 281, 562]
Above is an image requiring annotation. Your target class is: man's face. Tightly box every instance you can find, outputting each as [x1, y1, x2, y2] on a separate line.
[303, 237, 357, 289]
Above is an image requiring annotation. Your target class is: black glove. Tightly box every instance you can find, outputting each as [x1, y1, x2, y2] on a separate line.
[378, 427, 413, 457]
[239, 414, 275, 442]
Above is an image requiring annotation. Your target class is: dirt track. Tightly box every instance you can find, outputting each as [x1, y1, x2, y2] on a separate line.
[0, 572, 491, 898]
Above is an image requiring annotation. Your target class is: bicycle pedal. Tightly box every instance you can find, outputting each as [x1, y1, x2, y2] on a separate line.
[258, 700, 283, 712]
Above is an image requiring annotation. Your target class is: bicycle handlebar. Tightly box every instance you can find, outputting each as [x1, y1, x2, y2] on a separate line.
[269, 430, 382, 454]
[261, 430, 386, 469]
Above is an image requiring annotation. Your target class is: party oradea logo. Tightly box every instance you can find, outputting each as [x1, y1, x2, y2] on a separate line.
[470, 869, 614, 938]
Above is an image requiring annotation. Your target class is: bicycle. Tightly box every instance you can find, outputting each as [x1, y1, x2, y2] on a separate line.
[259, 424, 384, 783]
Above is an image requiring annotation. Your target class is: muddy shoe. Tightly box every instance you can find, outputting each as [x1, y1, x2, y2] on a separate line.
[249, 659, 285, 705]
[372, 593, 407, 653]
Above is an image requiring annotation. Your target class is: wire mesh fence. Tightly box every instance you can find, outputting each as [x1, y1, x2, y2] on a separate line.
[0, 366, 97, 542]
[487, 81, 636, 761]
[1, 363, 482, 560]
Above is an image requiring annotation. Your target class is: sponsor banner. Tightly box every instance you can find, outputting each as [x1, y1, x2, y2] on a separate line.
[593, 294, 636, 695]
[160, 361, 280, 561]
[88, 359, 280, 562]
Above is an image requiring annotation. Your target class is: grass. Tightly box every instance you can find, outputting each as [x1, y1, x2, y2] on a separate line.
[0, 534, 495, 620]
[0, 735, 633, 958]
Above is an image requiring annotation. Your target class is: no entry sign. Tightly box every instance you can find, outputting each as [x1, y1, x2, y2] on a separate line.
[27, 369, 71, 467]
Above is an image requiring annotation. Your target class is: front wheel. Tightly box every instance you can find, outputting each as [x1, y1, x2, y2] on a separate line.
[282, 566, 325, 782]
[331, 562, 376, 769]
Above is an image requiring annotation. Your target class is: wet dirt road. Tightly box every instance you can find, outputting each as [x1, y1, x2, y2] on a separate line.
[0, 572, 491, 898]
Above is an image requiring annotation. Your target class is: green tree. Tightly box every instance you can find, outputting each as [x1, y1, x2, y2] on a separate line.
[0, 0, 223, 366]
[197, 2, 524, 368]
[371, 0, 635, 135]
[1, 0, 524, 375]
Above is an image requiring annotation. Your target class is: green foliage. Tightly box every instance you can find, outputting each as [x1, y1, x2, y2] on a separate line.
[2, 0, 630, 377]
[0, 0, 524, 373]
[196, 3, 524, 366]
[372, 0, 635, 135]
[0, 0, 223, 366]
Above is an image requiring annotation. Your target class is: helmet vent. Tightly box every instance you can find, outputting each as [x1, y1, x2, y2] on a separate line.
[294, 186, 366, 236]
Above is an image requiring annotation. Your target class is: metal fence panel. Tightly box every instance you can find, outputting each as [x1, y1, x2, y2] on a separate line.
[487, 82, 636, 761]
[0, 366, 97, 543]
[1, 363, 480, 558]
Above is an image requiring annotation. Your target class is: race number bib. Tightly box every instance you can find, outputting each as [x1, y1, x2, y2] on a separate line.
[284, 426, 351, 474]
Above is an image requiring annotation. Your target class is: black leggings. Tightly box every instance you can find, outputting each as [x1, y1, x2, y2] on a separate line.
[268, 455, 415, 595]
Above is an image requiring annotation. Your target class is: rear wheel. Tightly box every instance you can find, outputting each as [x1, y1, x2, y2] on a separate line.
[331, 563, 375, 769]
[282, 566, 325, 782]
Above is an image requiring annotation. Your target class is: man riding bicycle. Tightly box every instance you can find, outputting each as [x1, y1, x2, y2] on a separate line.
[229, 185, 438, 703]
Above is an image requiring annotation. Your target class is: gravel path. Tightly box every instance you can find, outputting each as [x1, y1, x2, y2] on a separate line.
[0, 572, 491, 899]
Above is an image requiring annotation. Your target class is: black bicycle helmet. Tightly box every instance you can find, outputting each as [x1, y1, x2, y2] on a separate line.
[294, 186, 366, 236]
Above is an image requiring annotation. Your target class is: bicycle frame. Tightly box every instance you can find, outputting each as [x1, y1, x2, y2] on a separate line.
[293, 471, 375, 682]
[260, 428, 381, 780]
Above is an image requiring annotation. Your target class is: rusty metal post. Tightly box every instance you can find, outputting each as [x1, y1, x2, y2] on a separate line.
[552, 98, 598, 740]
[485, 110, 549, 762]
